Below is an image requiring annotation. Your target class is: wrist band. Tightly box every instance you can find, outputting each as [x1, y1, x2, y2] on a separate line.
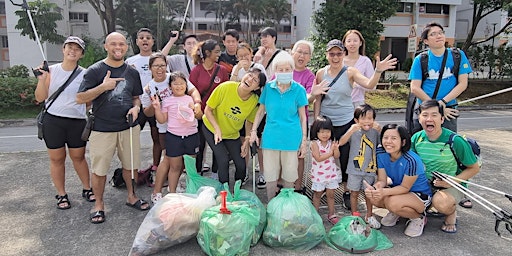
[441, 99, 448, 104]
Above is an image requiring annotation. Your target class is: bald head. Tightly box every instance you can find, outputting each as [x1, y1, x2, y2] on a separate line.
[104, 32, 128, 63]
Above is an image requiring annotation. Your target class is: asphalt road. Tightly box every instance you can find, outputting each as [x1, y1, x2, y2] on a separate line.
[1, 109, 512, 255]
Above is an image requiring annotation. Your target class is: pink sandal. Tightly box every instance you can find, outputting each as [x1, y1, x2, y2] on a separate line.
[328, 214, 339, 225]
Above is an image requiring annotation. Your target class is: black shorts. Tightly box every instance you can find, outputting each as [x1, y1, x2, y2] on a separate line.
[138, 106, 157, 130]
[42, 113, 86, 149]
[165, 132, 200, 157]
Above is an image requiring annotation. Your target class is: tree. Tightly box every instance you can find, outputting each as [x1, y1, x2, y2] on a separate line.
[310, 0, 398, 71]
[262, 0, 291, 29]
[75, 0, 117, 36]
[461, 0, 512, 52]
[13, 0, 65, 44]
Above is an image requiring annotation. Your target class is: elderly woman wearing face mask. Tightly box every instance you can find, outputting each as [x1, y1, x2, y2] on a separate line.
[249, 52, 308, 201]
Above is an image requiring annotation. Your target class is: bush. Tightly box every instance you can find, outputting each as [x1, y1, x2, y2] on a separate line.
[0, 77, 38, 109]
[402, 58, 413, 72]
[1, 65, 30, 78]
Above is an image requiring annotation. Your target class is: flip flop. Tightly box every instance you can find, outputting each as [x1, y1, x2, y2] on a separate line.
[459, 198, 473, 208]
[441, 221, 458, 233]
[328, 215, 340, 225]
[126, 199, 150, 211]
[90, 210, 105, 224]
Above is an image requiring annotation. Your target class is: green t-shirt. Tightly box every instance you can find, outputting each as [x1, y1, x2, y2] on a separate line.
[411, 128, 478, 179]
[203, 81, 259, 139]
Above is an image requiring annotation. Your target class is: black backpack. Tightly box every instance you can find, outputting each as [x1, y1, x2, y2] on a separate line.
[110, 168, 125, 188]
[446, 133, 482, 171]
[405, 48, 462, 135]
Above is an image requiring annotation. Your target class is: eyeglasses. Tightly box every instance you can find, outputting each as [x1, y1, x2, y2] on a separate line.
[246, 73, 260, 85]
[295, 51, 311, 56]
[328, 52, 344, 58]
[428, 30, 445, 37]
[152, 64, 166, 69]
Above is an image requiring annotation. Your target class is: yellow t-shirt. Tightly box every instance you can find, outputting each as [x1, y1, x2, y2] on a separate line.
[203, 81, 259, 139]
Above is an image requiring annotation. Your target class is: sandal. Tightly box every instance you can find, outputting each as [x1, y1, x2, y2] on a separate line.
[90, 210, 105, 224]
[82, 189, 96, 202]
[328, 214, 340, 225]
[55, 194, 71, 210]
[459, 198, 473, 209]
[441, 221, 458, 233]
[126, 199, 151, 211]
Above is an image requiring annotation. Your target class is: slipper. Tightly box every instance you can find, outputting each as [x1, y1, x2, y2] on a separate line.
[82, 189, 96, 202]
[459, 198, 473, 209]
[56, 194, 71, 210]
[328, 214, 340, 225]
[126, 199, 151, 211]
[90, 210, 105, 224]
[441, 221, 457, 233]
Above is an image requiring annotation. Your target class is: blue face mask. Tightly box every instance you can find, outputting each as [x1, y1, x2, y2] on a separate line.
[276, 72, 293, 84]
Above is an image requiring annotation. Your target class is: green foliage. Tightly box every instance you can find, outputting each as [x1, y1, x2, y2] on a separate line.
[403, 58, 413, 72]
[14, 0, 65, 44]
[467, 44, 512, 79]
[0, 77, 38, 110]
[1, 65, 30, 78]
[309, 0, 399, 71]
[79, 36, 107, 68]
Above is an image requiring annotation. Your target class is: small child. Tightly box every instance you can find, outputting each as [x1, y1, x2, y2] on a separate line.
[310, 116, 341, 225]
[152, 71, 199, 200]
[339, 104, 381, 229]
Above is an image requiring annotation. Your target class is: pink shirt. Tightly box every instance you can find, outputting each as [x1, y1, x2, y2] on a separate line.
[347, 56, 374, 103]
[161, 95, 198, 136]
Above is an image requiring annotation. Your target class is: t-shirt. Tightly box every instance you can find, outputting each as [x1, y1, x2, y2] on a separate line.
[78, 62, 142, 132]
[346, 128, 380, 175]
[411, 127, 478, 179]
[376, 148, 432, 196]
[218, 51, 238, 74]
[140, 73, 196, 133]
[203, 81, 259, 139]
[258, 50, 288, 79]
[46, 63, 86, 119]
[347, 56, 374, 103]
[125, 54, 153, 87]
[319, 66, 354, 126]
[161, 94, 197, 136]
[189, 63, 230, 111]
[293, 68, 315, 123]
[233, 62, 267, 81]
[408, 48, 472, 106]
[259, 80, 308, 151]
[167, 54, 195, 77]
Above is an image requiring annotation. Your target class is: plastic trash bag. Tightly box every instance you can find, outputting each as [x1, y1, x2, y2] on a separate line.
[222, 180, 266, 245]
[129, 187, 217, 256]
[325, 216, 393, 253]
[263, 188, 326, 251]
[184, 155, 223, 194]
[197, 200, 260, 256]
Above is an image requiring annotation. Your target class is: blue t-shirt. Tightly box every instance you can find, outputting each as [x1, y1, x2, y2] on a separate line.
[259, 80, 308, 151]
[376, 147, 432, 196]
[408, 48, 472, 106]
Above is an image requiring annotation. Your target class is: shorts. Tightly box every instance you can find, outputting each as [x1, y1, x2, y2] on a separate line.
[138, 106, 157, 130]
[435, 187, 464, 203]
[347, 173, 376, 191]
[89, 125, 141, 176]
[412, 192, 433, 209]
[262, 149, 298, 183]
[42, 113, 86, 149]
[165, 131, 200, 157]
[311, 179, 339, 192]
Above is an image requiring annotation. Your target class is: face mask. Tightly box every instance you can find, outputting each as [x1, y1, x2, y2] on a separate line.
[276, 72, 293, 84]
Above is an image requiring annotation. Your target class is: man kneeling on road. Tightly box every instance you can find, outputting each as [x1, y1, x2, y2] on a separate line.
[411, 100, 479, 233]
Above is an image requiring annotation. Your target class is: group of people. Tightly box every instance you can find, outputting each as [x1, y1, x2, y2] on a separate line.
[35, 21, 479, 241]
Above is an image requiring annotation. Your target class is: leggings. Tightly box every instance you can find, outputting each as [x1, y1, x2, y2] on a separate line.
[333, 119, 355, 183]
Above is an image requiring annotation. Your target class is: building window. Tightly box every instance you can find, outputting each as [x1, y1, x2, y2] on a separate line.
[69, 12, 88, 22]
[199, 2, 210, 11]
[396, 2, 413, 13]
[1, 35, 8, 48]
[418, 4, 449, 15]
[0, 1, 5, 15]
[283, 25, 291, 33]
[198, 23, 207, 30]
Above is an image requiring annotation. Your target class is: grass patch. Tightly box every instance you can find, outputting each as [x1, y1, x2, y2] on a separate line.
[0, 106, 40, 119]
[365, 88, 408, 109]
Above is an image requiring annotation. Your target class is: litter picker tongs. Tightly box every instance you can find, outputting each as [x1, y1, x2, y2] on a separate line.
[10, 0, 49, 76]
[432, 171, 512, 240]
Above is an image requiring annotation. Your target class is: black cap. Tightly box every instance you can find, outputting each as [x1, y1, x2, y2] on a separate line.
[326, 39, 345, 51]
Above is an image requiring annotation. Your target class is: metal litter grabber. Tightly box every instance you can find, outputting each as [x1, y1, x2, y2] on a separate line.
[432, 171, 512, 240]
[170, 0, 192, 38]
[128, 114, 136, 196]
[250, 142, 258, 193]
[10, 0, 49, 76]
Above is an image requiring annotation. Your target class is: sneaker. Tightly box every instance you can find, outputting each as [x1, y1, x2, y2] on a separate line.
[210, 172, 218, 180]
[342, 192, 351, 210]
[151, 193, 162, 204]
[255, 161, 260, 172]
[366, 216, 382, 229]
[257, 175, 266, 189]
[241, 174, 249, 185]
[381, 211, 400, 227]
[404, 216, 427, 237]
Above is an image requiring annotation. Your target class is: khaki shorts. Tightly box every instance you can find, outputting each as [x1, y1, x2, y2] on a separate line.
[262, 149, 298, 183]
[437, 187, 464, 203]
[89, 126, 141, 176]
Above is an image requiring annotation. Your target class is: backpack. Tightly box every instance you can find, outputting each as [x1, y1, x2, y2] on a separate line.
[110, 168, 126, 188]
[446, 133, 482, 171]
[405, 48, 462, 135]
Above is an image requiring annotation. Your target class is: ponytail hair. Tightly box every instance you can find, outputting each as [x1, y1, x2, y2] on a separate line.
[191, 39, 218, 65]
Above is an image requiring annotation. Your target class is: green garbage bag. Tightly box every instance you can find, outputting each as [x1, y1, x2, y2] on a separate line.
[263, 188, 326, 251]
[197, 201, 260, 256]
[184, 155, 223, 194]
[223, 180, 266, 245]
[325, 216, 393, 253]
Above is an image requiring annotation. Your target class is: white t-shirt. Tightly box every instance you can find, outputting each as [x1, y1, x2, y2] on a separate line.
[125, 54, 153, 87]
[46, 63, 86, 119]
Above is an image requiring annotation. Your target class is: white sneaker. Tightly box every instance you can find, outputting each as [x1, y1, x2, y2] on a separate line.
[210, 172, 218, 180]
[366, 216, 382, 229]
[151, 193, 162, 204]
[381, 211, 400, 227]
[404, 216, 427, 237]
[257, 174, 266, 188]
[241, 174, 249, 185]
